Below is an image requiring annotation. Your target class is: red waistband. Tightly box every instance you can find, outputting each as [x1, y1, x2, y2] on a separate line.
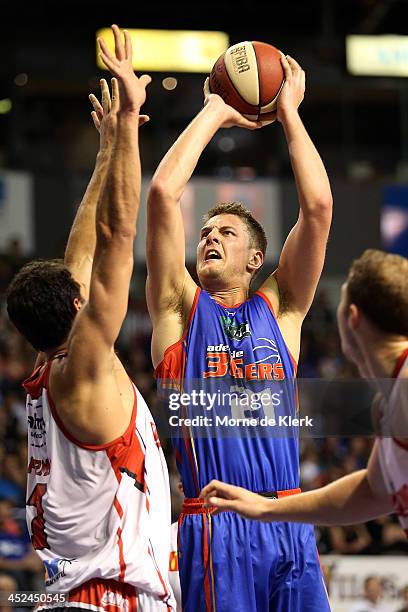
[182, 487, 301, 515]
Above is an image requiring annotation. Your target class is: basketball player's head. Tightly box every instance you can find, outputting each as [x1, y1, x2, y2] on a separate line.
[6, 259, 85, 352]
[197, 202, 267, 290]
[337, 249, 408, 365]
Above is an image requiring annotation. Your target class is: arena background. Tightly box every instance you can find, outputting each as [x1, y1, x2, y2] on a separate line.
[0, 1, 408, 610]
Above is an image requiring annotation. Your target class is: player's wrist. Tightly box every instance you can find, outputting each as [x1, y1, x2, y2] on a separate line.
[278, 107, 300, 125]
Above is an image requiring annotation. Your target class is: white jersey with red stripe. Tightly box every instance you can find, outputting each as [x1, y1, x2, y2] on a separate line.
[23, 356, 176, 610]
[378, 353, 408, 537]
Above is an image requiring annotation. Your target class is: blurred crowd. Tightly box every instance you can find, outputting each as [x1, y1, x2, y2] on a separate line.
[0, 247, 407, 602]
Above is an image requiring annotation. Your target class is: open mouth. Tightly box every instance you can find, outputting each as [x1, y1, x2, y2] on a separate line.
[205, 250, 222, 261]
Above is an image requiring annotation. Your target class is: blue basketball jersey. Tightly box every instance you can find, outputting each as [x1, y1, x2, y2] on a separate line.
[157, 288, 300, 498]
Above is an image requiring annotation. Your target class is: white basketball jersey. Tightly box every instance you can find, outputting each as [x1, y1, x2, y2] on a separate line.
[24, 355, 176, 610]
[378, 351, 408, 537]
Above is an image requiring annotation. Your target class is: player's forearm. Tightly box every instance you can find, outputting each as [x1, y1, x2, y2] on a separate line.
[64, 148, 111, 273]
[262, 470, 391, 525]
[97, 112, 140, 238]
[280, 110, 332, 216]
[151, 98, 225, 201]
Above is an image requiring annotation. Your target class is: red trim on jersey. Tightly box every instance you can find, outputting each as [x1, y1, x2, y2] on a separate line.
[202, 513, 212, 612]
[117, 526, 126, 582]
[393, 437, 408, 451]
[154, 286, 201, 379]
[255, 289, 277, 318]
[44, 367, 137, 451]
[148, 547, 171, 601]
[392, 348, 408, 378]
[256, 290, 298, 371]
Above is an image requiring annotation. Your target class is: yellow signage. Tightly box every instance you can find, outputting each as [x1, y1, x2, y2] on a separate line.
[347, 35, 408, 77]
[96, 28, 229, 73]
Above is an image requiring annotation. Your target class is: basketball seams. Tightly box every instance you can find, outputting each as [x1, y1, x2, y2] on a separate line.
[252, 42, 262, 121]
[221, 51, 258, 111]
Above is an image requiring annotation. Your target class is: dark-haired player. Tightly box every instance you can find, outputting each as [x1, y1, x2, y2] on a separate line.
[147, 55, 332, 610]
[7, 26, 175, 610]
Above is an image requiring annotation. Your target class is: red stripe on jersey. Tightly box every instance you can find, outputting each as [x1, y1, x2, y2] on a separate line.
[148, 547, 170, 600]
[202, 513, 212, 612]
[392, 348, 408, 378]
[117, 526, 126, 582]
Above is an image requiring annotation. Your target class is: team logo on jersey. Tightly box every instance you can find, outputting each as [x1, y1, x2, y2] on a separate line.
[44, 558, 75, 586]
[220, 316, 251, 341]
[28, 415, 47, 449]
[253, 337, 282, 364]
[101, 591, 129, 611]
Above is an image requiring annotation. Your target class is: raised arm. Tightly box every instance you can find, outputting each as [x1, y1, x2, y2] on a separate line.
[261, 56, 333, 320]
[147, 86, 262, 366]
[67, 25, 151, 374]
[201, 441, 392, 525]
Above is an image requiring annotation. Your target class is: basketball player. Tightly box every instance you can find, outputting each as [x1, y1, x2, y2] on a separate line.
[147, 55, 332, 610]
[6, 26, 175, 610]
[201, 250, 408, 538]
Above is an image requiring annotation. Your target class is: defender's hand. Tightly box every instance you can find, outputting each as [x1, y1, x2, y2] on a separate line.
[97, 24, 151, 114]
[276, 55, 305, 123]
[201, 479, 272, 520]
[89, 79, 149, 150]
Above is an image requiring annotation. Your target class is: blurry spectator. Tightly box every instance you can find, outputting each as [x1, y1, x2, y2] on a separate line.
[0, 572, 18, 612]
[349, 576, 393, 612]
[329, 523, 372, 555]
[397, 585, 408, 612]
[0, 498, 42, 589]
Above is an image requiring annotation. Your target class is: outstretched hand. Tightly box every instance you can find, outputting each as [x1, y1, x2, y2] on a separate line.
[89, 79, 149, 150]
[200, 479, 271, 520]
[97, 24, 151, 114]
[203, 78, 272, 130]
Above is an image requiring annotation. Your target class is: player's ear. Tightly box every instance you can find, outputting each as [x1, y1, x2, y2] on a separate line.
[348, 303, 360, 329]
[248, 249, 264, 274]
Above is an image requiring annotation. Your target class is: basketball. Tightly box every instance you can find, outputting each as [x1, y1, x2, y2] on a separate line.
[209, 41, 285, 122]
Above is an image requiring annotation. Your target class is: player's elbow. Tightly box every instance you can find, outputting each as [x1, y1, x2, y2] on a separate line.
[96, 220, 136, 244]
[148, 178, 179, 207]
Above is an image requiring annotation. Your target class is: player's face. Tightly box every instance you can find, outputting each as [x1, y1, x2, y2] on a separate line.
[196, 214, 253, 287]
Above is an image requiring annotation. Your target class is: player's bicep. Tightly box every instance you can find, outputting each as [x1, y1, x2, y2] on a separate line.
[147, 182, 187, 301]
[273, 211, 330, 316]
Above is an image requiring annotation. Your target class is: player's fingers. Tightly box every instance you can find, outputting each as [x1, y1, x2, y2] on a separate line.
[280, 55, 292, 81]
[100, 79, 111, 114]
[208, 496, 234, 510]
[89, 93, 104, 118]
[111, 24, 126, 61]
[124, 29, 133, 61]
[200, 480, 224, 499]
[139, 74, 152, 88]
[139, 114, 150, 126]
[286, 54, 302, 73]
[91, 111, 101, 132]
[99, 51, 120, 75]
[111, 77, 120, 113]
[203, 77, 210, 96]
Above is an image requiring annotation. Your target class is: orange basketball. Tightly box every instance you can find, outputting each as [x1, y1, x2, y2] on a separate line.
[209, 41, 285, 122]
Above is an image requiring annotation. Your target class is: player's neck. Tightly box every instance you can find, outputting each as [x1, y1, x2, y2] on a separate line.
[362, 336, 408, 380]
[207, 286, 249, 307]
